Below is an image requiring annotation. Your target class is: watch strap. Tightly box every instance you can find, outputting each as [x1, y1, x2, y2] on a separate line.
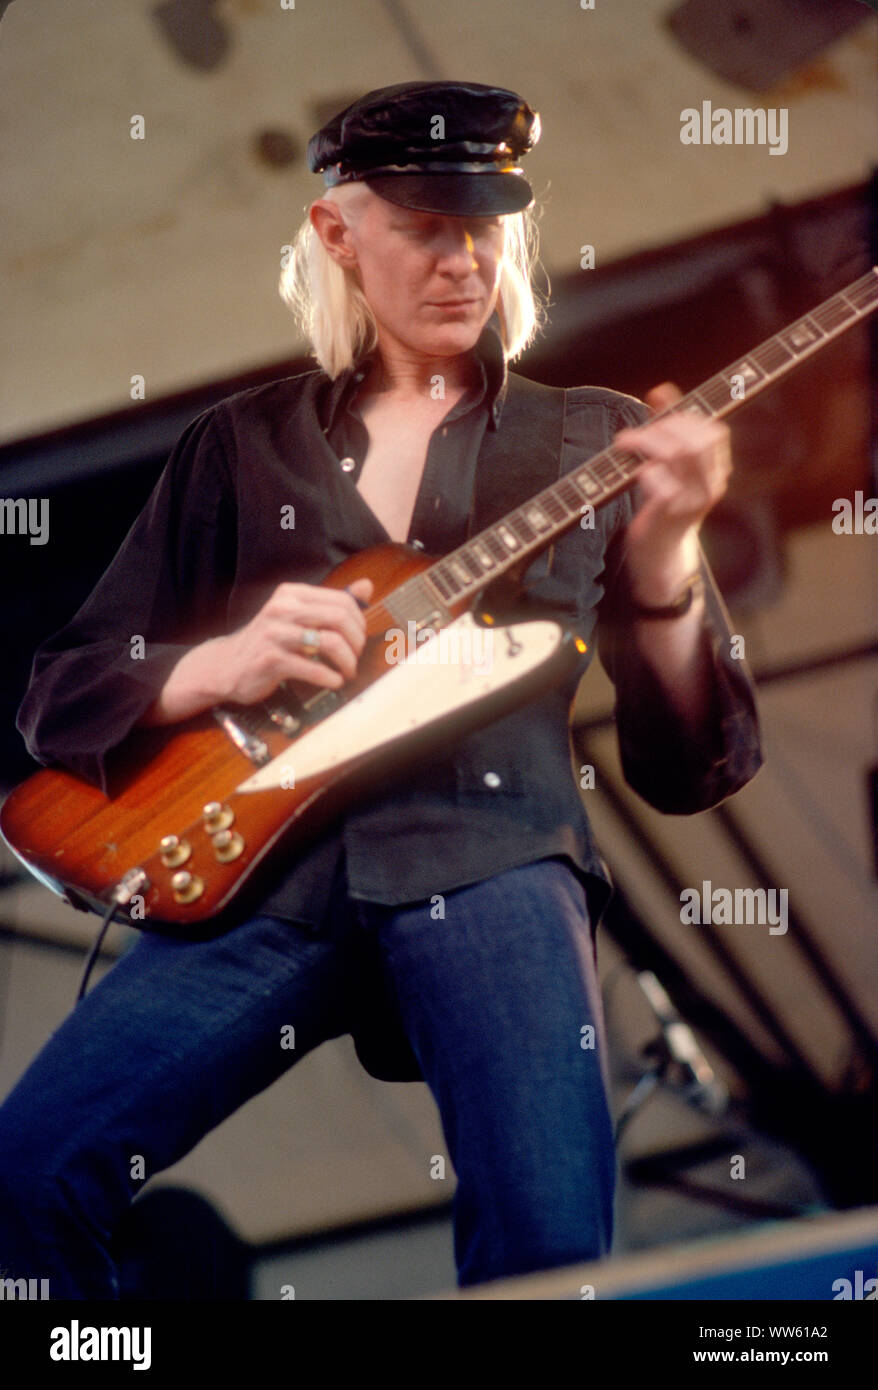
[629, 571, 703, 620]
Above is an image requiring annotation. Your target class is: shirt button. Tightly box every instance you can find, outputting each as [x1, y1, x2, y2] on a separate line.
[411, 538, 425, 550]
[340, 456, 356, 472]
[483, 771, 502, 789]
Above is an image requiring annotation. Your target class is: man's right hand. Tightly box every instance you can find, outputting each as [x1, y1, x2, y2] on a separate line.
[139, 577, 374, 727]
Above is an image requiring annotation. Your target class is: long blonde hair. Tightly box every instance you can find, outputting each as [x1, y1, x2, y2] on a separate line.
[279, 182, 545, 378]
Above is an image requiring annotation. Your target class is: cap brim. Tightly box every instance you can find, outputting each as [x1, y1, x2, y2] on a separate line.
[363, 171, 533, 216]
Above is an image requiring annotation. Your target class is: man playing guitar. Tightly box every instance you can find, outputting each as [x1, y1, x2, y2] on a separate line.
[0, 81, 761, 1295]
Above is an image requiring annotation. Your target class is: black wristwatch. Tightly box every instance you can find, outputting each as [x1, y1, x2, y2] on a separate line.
[629, 572, 703, 620]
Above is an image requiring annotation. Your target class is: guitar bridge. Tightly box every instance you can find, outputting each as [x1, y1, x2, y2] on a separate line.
[212, 708, 270, 765]
[265, 704, 301, 736]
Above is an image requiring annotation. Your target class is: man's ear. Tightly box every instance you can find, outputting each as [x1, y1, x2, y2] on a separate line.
[310, 199, 358, 268]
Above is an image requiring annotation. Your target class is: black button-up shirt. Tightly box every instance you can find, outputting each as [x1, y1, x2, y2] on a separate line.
[321, 314, 507, 550]
[16, 322, 762, 933]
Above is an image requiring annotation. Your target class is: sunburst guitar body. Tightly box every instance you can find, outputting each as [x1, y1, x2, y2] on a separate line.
[0, 543, 577, 926]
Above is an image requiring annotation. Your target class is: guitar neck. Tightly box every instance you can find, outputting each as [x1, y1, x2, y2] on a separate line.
[399, 267, 878, 613]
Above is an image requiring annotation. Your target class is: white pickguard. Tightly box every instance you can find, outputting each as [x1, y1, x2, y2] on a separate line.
[236, 613, 564, 794]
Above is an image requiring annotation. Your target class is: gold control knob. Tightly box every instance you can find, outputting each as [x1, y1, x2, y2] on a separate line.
[212, 829, 244, 863]
[202, 801, 234, 833]
[160, 835, 191, 868]
[171, 870, 204, 904]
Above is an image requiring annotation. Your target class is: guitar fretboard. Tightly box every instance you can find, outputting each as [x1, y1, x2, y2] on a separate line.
[380, 267, 878, 627]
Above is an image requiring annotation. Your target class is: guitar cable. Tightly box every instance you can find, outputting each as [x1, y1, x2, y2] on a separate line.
[75, 899, 120, 1002]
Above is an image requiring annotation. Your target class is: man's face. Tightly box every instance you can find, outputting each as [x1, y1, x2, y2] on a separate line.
[340, 190, 506, 360]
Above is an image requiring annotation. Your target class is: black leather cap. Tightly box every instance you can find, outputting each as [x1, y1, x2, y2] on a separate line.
[307, 81, 540, 215]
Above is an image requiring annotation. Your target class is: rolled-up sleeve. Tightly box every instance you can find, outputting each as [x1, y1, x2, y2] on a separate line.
[590, 400, 763, 814]
[16, 407, 237, 795]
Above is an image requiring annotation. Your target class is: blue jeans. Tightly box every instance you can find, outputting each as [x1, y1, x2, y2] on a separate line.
[0, 858, 616, 1296]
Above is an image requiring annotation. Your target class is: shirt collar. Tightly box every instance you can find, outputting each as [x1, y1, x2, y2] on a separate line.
[320, 312, 509, 434]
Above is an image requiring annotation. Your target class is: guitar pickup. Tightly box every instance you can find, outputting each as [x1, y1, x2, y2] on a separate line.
[298, 688, 342, 723]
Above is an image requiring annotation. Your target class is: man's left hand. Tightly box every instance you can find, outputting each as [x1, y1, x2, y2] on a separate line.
[613, 382, 732, 606]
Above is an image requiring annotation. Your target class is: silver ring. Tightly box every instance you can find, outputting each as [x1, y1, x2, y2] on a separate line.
[299, 628, 321, 658]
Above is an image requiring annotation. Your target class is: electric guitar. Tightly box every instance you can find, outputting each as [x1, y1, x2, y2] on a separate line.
[2, 269, 876, 926]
